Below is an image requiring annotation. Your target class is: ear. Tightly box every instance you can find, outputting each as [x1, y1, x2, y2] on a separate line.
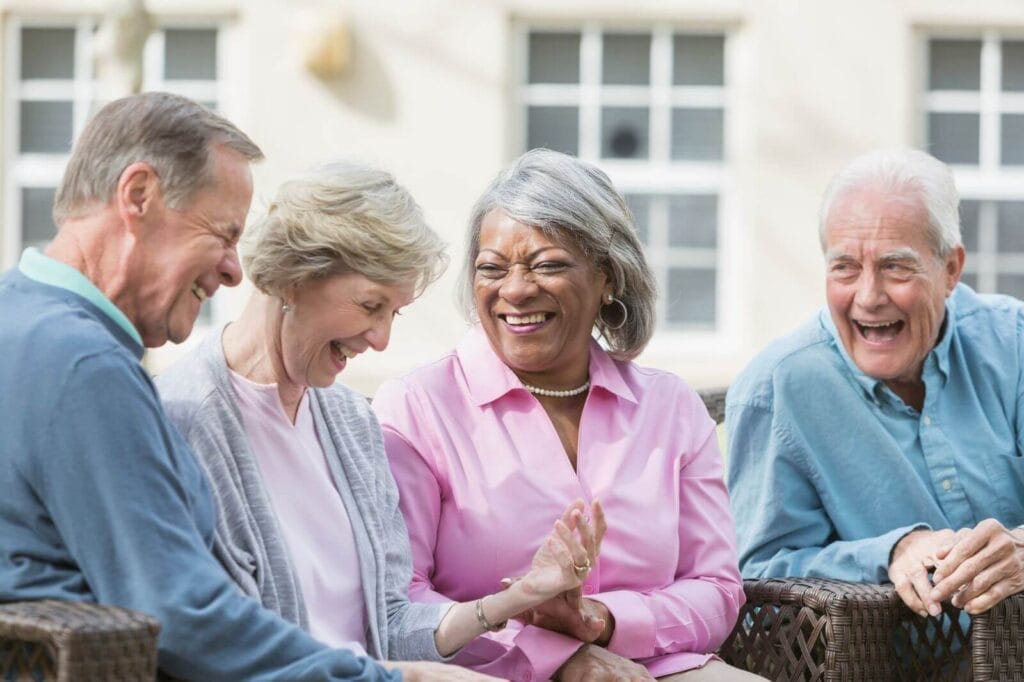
[944, 245, 965, 295]
[115, 162, 162, 230]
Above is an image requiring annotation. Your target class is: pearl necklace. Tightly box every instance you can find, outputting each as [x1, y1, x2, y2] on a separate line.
[521, 379, 591, 398]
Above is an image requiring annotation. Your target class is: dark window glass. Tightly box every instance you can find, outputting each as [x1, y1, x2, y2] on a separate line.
[601, 107, 649, 159]
[673, 35, 724, 86]
[527, 106, 579, 155]
[929, 39, 982, 90]
[528, 32, 581, 84]
[165, 29, 217, 80]
[22, 28, 76, 79]
[602, 33, 650, 85]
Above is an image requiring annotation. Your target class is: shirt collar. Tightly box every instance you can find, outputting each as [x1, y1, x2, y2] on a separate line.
[820, 293, 957, 403]
[19, 247, 144, 347]
[456, 325, 638, 406]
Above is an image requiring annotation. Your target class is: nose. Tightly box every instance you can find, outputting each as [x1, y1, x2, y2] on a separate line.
[853, 269, 887, 309]
[365, 314, 393, 352]
[499, 264, 539, 304]
[219, 245, 243, 287]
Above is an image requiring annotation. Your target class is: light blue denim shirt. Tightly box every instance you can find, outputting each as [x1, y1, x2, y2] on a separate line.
[726, 284, 1024, 582]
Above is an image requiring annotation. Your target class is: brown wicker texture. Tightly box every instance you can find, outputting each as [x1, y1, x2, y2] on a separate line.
[972, 591, 1024, 681]
[0, 600, 159, 682]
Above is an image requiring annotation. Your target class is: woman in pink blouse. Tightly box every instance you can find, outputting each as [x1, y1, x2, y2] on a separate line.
[373, 150, 759, 681]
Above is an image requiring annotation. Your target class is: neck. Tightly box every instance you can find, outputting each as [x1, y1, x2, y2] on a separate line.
[885, 377, 926, 412]
[223, 292, 306, 421]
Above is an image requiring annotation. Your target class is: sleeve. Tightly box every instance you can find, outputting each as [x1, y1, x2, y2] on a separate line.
[374, 380, 583, 682]
[589, 417, 744, 660]
[726, 400, 927, 583]
[43, 354, 398, 682]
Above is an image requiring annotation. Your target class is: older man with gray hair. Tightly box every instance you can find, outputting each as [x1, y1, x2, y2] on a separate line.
[0, 92, 409, 680]
[727, 148, 1024, 619]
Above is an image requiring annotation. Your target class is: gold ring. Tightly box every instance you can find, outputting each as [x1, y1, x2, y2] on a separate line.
[573, 559, 592, 577]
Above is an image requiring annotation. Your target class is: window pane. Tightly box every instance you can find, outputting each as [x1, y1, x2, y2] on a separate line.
[601, 107, 649, 159]
[673, 35, 724, 86]
[527, 106, 578, 155]
[996, 273, 1024, 301]
[668, 195, 717, 247]
[20, 101, 73, 153]
[672, 108, 723, 161]
[1002, 41, 1024, 91]
[602, 33, 650, 85]
[960, 199, 980, 251]
[625, 194, 650, 245]
[929, 39, 981, 90]
[961, 271, 978, 291]
[928, 112, 979, 164]
[165, 29, 217, 80]
[21, 187, 57, 248]
[666, 268, 716, 327]
[997, 201, 1024, 252]
[22, 28, 76, 79]
[528, 32, 580, 84]
[1001, 114, 1024, 165]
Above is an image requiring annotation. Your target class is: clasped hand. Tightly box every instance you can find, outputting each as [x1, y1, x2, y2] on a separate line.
[889, 519, 1024, 616]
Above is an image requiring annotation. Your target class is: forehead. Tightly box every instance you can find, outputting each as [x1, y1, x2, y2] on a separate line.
[318, 271, 415, 305]
[477, 209, 579, 256]
[824, 187, 932, 255]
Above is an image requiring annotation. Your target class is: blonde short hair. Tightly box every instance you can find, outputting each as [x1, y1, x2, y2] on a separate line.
[241, 162, 447, 297]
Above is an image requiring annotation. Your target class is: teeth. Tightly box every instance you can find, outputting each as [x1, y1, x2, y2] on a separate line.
[858, 321, 898, 329]
[505, 313, 546, 325]
[331, 341, 357, 359]
[191, 284, 208, 303]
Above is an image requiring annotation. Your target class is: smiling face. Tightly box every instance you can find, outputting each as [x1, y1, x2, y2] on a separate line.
[278, 272, 414, 389]
[134, 145, 254, 346]
[824, 186, 964, 393]
[473, 209, 610, 387]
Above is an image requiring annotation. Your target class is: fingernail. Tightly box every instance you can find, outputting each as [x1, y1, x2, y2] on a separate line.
[928, 603, 941, 616]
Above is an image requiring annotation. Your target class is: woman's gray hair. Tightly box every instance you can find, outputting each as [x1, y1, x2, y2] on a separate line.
[819, 148, 962, 258]
[460, 149, 656, 360]
[54, 91, 262, 224]
[241, 162, 447, 298]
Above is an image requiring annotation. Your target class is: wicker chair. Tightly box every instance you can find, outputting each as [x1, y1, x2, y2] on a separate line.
[698, 387, 1024, 682]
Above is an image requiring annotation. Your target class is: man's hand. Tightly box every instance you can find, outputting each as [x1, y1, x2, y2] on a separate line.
[384, 661, 504, 681]
[930, 518, 1024, 614]
[555, 644, 654, 682]
[888, 528, 963, 617]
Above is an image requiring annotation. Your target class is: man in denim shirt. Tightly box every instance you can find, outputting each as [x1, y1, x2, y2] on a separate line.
[727, 148, 1024, 619]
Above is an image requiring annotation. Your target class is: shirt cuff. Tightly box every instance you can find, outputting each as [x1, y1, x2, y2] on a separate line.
[513, 625, 584, 682]
[590, 589, 656, 660]
[872, 523, 933, 582]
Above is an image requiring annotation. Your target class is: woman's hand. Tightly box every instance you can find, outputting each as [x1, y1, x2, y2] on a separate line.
[518, 592, 613, 644]
[517, 499, 606, 601]
[555, 644, 654, 682]
[383, 661, 504, 681]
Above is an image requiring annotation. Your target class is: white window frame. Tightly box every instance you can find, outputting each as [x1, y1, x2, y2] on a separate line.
[921, 29, 1024, 295]
[515, 21, 741, 356]
[3, 15, 241, 330]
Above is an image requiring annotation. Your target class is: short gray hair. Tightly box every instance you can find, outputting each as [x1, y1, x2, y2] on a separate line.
[460, 149, 656, 360]
[819, 148, 962, 258]
[241, 162, 447, 298]
[54, 91, 263, 224]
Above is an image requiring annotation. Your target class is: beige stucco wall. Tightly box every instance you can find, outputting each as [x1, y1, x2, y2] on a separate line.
[4, 0, 1024, 395]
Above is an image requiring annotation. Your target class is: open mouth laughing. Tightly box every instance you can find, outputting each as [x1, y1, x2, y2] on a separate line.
[854, 319, 904, 343]
[191, 283, 209, 303]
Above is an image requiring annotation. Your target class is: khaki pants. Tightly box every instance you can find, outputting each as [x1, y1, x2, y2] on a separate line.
[658, 660, 768, 681]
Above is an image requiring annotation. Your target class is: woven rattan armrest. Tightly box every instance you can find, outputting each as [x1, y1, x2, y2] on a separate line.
[719, 577, 905, 681]
[971, 590, 1024, 681]
[0, 599, 160, 682]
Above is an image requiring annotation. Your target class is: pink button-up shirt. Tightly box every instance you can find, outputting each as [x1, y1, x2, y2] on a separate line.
[373, 328, 743, 681]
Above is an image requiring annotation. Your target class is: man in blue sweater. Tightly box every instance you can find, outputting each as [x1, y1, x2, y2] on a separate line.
[0, 92, 437, 681]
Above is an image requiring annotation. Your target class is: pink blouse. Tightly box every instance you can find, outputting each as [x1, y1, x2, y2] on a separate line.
[373, 327, 743, 681]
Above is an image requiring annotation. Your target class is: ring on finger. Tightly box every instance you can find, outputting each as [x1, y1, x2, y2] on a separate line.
[573, 558, 592, 578]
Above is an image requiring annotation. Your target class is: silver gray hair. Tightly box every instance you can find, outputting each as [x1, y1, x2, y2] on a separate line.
[241, 162, 447, 298]
[819, 148, 962, 258]
[460, 149, 656, 360]
[54, 91, 262, 224]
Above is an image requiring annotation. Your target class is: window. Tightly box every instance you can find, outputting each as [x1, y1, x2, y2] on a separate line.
[4, 18, 223, 321]
[925, 33, 1024, 299]
[521, 26, 731, 334]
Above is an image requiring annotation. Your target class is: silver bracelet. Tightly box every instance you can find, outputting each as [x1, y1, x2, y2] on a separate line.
[475, 597, 506, 632]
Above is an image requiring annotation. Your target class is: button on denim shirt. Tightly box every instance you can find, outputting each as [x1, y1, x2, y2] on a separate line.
[726, 284, 1024, 582]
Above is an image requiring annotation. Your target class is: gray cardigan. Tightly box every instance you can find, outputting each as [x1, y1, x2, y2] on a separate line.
[156, 328, 448, 662]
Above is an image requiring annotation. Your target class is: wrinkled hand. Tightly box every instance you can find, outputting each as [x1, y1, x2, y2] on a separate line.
[888, 528, 964, 617]
[930, 518, 1024, 614]
[518, 499, 606, 602]
[555, 644, 654, 682]
[384, 661, 504, 681]
[516, 588, 612, 644]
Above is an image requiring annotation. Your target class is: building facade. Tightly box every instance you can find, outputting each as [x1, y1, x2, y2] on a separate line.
[3, 0, 1024, 395]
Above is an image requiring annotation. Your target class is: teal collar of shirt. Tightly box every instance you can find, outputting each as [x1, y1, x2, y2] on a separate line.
[820, 288, 958, 406]
[19, 247, 144, 347]
[456, 324, 638, 407]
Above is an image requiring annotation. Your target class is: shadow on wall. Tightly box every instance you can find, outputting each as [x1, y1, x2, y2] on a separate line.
[317, 31, 397, 123]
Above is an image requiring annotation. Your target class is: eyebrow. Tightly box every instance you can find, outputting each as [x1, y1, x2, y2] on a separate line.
[477, 246, 565, 260]
[824, 246, 923, 264]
